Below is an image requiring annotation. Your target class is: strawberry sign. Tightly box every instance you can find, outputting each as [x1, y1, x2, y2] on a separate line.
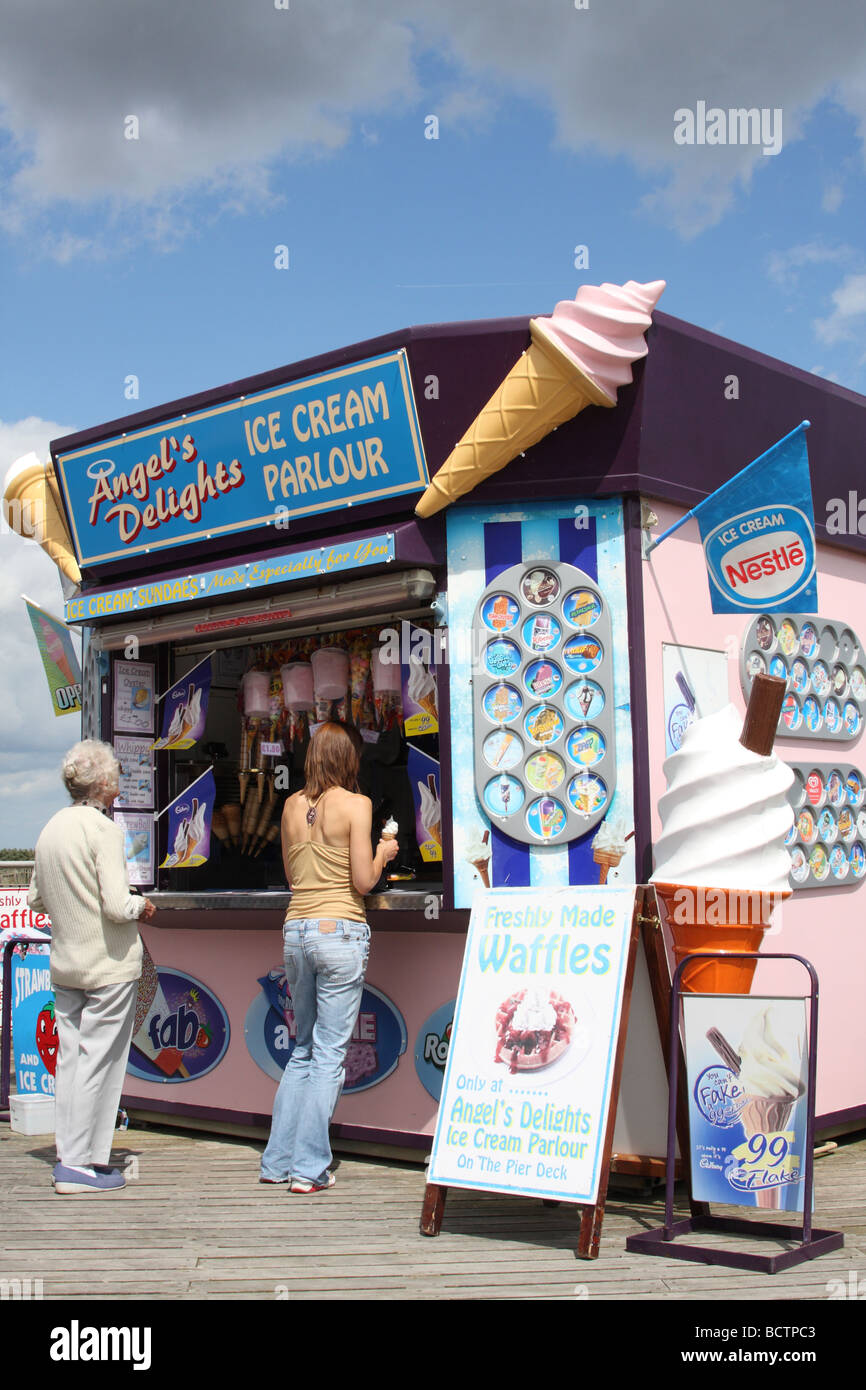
[11, 951, 56, 1096]
[36, 999, 59, 1076]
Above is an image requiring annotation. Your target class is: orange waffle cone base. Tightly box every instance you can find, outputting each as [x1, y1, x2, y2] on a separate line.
[652, 883, 789, 994]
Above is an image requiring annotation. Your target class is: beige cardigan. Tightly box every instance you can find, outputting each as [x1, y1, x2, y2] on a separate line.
[29, 805, 145, 989]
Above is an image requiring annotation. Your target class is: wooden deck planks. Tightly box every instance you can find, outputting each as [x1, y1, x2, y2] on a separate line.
[1, 1125, 863, 1300]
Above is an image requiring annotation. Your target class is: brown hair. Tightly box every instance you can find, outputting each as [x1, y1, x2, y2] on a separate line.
[304, 721, 362, 799]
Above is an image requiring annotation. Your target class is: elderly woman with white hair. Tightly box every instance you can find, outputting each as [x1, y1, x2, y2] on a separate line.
[28, 739, 155, 1194]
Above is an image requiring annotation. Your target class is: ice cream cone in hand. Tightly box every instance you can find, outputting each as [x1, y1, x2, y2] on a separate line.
[415, 280, 665, 517]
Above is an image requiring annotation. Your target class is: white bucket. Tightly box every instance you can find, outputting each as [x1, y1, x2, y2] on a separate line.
[9, 1093, 56, 1135]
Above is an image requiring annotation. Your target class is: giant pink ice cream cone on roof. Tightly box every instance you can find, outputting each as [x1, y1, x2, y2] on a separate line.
[415, 279, 665, 518]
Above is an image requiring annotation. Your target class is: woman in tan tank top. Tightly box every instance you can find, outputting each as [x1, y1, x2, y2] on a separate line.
[260, 722, 398, 1192]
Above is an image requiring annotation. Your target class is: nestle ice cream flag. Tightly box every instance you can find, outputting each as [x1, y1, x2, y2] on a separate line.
[158, 768, 215, 869]
[23, 597, 82, 717]
[651, 422, 817, 615]
[153, 655, 212, 749]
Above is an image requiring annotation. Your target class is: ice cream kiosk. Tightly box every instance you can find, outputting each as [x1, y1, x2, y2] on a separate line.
[7, 277, 865, 1162]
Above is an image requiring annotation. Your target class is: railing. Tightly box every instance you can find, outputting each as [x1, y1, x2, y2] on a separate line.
[0, 862, 35, 888]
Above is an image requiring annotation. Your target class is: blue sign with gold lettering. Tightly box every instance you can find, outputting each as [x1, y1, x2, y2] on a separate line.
[65, 532, 395, 623]
[55, 351, 428, 568]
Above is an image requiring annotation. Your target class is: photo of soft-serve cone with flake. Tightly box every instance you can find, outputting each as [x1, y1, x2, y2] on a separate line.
[736, 1005, 806, 1209]
[414, 279, 665, 518]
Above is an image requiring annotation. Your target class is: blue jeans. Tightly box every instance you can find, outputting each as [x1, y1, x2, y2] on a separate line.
[260, 918, 370, 1183]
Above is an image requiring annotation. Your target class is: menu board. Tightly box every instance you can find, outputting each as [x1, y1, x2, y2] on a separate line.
[113, 661, 155, 735]
[740, 614, 864, 740]
[428, 886, 636, 1206]
[114, 811, 155, 887]
[472, 562, 616, 846]
[113, 735, 155, 810]
[785, 762, 866, 889]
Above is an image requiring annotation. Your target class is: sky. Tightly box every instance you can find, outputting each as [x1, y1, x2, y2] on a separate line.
[2, 0, 866, 847]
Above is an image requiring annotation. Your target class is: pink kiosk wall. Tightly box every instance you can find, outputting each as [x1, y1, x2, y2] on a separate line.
[124, 923, 466, 1145]
[643, 499, 866, 1125]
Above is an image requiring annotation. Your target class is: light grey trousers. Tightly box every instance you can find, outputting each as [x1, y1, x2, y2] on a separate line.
[53, 979, 138, 1167]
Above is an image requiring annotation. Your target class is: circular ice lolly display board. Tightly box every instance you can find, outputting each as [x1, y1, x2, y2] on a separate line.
[472, 561, 616, 845]
[741, 614, 864, 740]
[786, 761, 866, 890]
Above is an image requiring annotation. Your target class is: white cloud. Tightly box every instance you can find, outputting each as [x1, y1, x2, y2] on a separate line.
[0, 1, 417, 248]
[1, 2, 866, 247]
[434, 87, 496, 134]
[766, 240, 853, 289]
[814, 272, 866, 343]
[0, 417, 81, 849]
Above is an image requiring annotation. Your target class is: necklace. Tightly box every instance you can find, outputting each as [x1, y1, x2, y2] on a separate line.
[305, 788, 328, 826]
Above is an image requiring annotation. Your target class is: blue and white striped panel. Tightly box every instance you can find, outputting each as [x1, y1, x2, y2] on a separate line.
[446, 500, 633, 909]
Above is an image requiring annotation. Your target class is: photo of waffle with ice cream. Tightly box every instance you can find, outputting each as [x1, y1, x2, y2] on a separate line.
[494, 988, 575, 1074]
